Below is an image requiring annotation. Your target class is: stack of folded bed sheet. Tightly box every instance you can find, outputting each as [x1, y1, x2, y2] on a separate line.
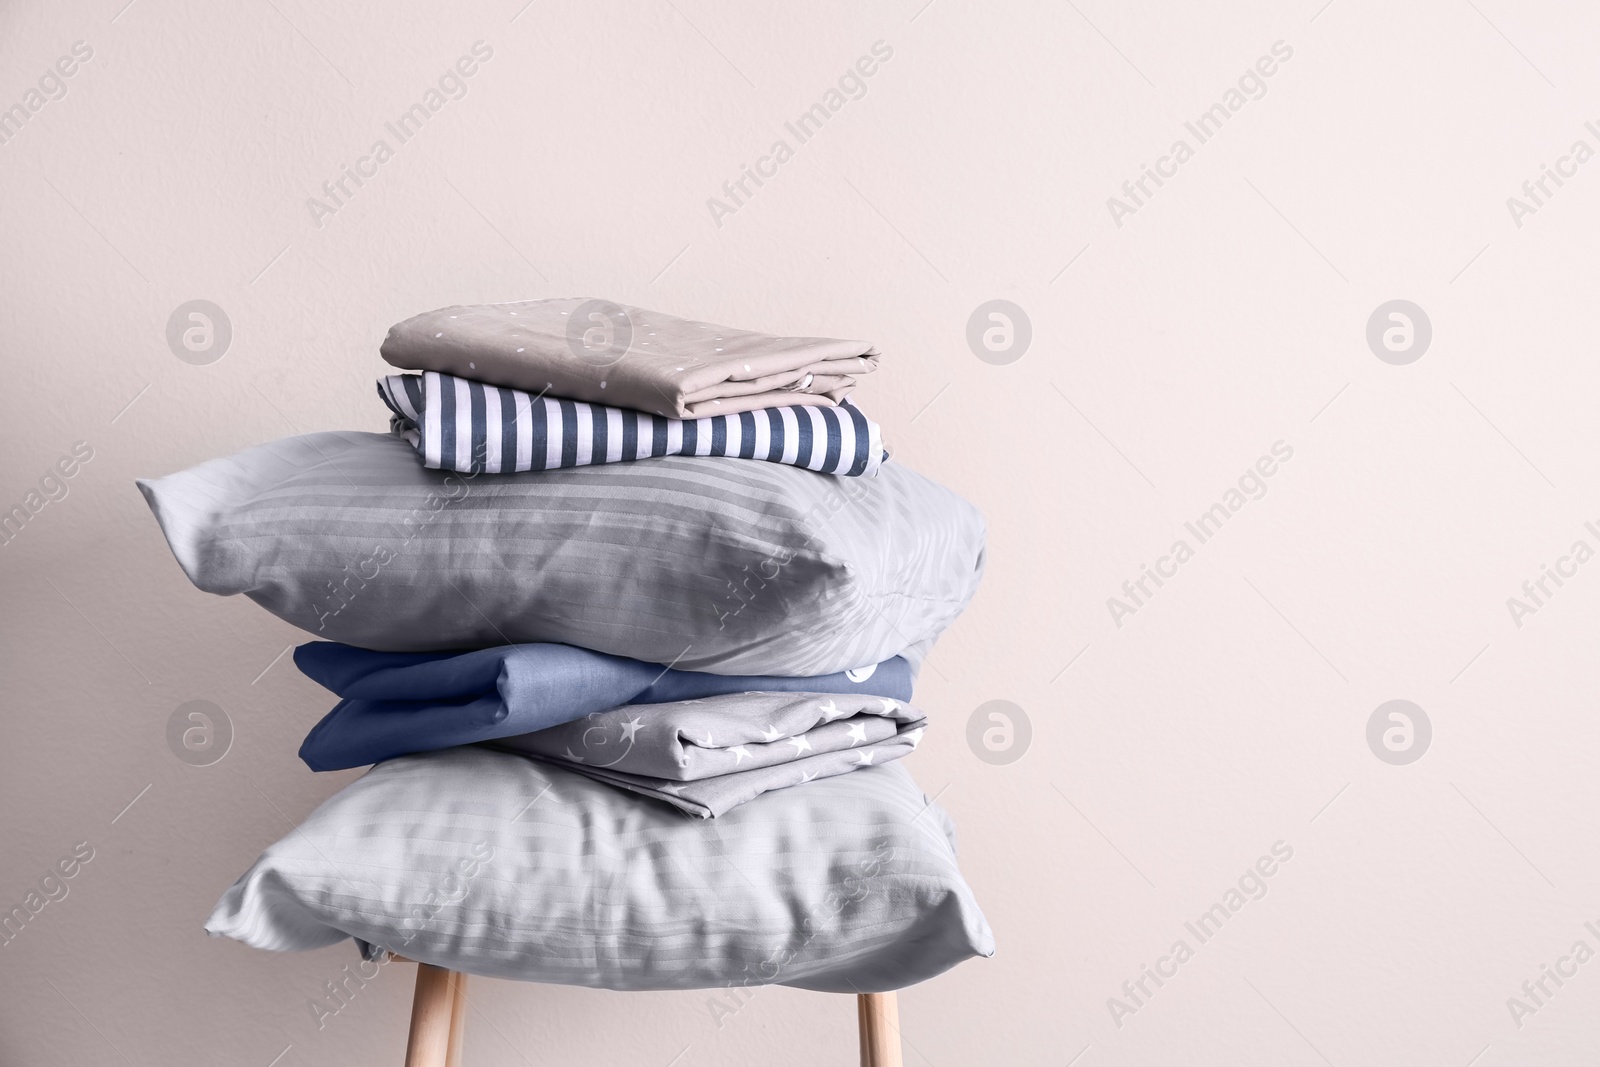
[139, 297, 994, 991]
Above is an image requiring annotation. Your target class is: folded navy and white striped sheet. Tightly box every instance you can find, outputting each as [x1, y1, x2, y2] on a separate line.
[378, 371, 886, 477]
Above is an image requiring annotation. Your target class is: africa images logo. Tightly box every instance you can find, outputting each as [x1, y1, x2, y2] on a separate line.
[1105, 40, 1294, 228]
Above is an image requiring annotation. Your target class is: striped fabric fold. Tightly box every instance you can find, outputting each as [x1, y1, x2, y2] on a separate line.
[378, 371, 886, 477]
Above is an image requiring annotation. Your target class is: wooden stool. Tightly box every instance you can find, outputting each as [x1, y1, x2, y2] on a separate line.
[400, 960, 903, 1066]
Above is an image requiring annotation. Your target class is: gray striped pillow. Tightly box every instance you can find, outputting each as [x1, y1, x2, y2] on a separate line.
[205, 749, 995, 992]
[137, 431, 984, 676]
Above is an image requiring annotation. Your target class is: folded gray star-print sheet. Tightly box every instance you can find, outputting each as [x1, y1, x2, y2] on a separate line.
[489, 691, 926, 818]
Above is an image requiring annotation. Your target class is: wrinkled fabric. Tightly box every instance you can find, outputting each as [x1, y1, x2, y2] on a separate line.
[296, 640, 912, 771]
[492, 690, 925, 817]
[380, 297, 879, 419]
[378, 372, 885, 477]
[206, 749, 994, 992]
[136, 431, 987, 675]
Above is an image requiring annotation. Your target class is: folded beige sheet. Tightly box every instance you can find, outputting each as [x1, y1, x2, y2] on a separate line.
[381, 297, 880, 419]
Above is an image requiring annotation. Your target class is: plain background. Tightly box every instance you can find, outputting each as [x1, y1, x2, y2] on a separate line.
[4, 0, 1599, 1063]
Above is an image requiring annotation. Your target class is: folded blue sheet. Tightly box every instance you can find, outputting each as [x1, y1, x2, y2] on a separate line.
[295, 642, 914, 771]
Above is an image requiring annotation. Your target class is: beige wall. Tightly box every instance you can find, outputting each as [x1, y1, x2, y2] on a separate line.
[4, 0, 1599, 1062]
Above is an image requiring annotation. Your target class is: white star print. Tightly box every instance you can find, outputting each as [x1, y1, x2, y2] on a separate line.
[878, 699, 898, 715]
[729, 745, 751, 765]
[845, 722, 868, 746]
[853, 751, 875, 766]
[617, 717, 644, 743]
[799, 770, 819, 783]
[787, 735, 812, 755]
[818, 699, 848, 722]
[903, 728, 925, 747]
[700, 732, 714, 747]
[759, 724, 784, 743]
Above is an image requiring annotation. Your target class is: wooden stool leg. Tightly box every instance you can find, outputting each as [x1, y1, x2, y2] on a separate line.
[857, 991, 903, 1067]
[405, 964, 459, 1067]
[445, 972, 469, 1067]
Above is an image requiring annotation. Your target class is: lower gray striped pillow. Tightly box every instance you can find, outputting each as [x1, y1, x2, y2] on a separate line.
[137, 431, 985, 676]
[205, 749, 995, 992]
